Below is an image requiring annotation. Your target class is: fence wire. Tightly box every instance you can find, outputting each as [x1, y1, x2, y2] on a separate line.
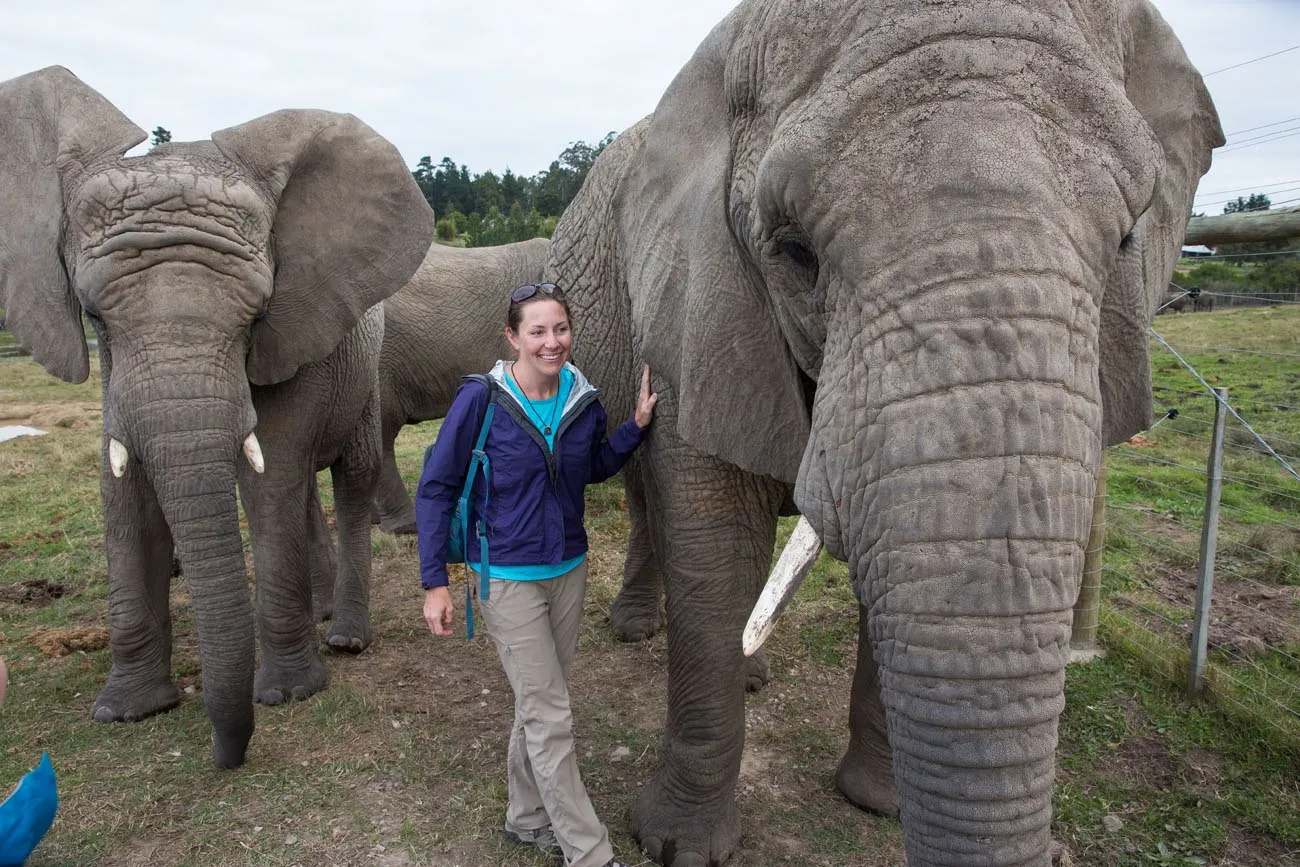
[1095, 312, 1300, 753]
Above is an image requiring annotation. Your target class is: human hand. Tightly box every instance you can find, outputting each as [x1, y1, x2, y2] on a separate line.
[423, 587, 455, 637]
[635, 365, 658, 429]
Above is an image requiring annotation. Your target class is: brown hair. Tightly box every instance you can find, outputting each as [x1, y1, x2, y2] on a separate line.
[507, 283, 573, 333]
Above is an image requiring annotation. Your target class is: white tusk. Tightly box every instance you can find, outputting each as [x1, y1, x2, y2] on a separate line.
[108, 438, 129, 478]
[242, 433, 265, 474]
[743, 515, 823, 657]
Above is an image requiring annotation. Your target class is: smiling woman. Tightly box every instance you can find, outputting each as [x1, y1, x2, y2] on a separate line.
[414, 282, 656, 867]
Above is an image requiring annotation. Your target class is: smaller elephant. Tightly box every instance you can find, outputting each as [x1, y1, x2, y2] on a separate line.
[370, 238, 548, 534]
[0, 66, 433, 767]
[1193, 292, 1215, 312]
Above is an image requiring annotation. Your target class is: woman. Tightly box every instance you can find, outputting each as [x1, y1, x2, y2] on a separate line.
[416, 281, 655, 867]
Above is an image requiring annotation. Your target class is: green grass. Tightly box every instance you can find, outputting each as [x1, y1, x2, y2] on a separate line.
[1099, 306, 1300, 761]
[3, 305, 1299, 865]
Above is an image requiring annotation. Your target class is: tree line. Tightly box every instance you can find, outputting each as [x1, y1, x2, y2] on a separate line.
[412, 133, 616, 247]
[148, 126, 615, 249]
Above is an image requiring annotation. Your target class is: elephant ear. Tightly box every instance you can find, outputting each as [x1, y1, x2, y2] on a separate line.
[212, 110, 434, 385]
[0, 66, 145, 383]
[1099, 1, 1224, 445]
[621, 24, 809, 483]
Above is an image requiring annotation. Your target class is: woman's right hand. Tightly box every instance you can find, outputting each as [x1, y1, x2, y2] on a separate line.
[423, 587, 455, 637]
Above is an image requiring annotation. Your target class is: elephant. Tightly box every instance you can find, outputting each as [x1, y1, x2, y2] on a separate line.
[368, 237, 549, 535]
[0, 67, 434, 768]
[545, 2, 1223, 865]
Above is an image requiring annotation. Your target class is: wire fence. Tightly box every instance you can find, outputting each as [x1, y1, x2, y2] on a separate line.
[1088, 309, 1300, 753]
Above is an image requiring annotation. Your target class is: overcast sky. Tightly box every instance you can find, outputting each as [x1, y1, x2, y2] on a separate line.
[2, 1, 1295, 216]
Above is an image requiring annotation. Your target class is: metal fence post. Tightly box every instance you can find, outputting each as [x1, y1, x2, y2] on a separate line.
[1072, 457, 1106, 651]
[1188, 387, 1228, 699]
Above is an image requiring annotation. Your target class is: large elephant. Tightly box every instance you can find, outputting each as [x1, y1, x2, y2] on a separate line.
[369, 237, 548, 534]
[547, 2, 1223, 865]
[0, 67, 433, 768]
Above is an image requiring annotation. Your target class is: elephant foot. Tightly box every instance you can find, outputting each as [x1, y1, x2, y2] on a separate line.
[254, 656, 326, 705]
[324, 611, 373, 652]
[833, 744, 899, 818]
[91, 676, 181, 723]
[378, 517, 417, 536]
[633, 775, 740, 867]
[312, 598, 333, 624]
[609, 592, 660, 642]
[742, 649, 771, 692]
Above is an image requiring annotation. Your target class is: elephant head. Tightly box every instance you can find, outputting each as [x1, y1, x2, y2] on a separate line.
[559, 1, 1222, 864]
[0, 66, 433, 766]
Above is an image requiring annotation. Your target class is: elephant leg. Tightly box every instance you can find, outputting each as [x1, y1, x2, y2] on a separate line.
[93, 461, 182, 722]
[307, 476, 338, 623]
[632, 391, 785, 867]
[609, 455, 663, 641]
[372, 432, 417, 535]
[324, 390, 380, 651]
[834, 604, 900, 817]
[242, 464, 326, 705]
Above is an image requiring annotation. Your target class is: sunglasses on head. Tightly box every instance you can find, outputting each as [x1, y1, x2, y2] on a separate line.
[509, 282, 559, 304]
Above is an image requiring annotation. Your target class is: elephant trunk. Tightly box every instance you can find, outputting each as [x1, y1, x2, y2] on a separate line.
[800, 266, 1102, 865]
[113, 354, 257, 768]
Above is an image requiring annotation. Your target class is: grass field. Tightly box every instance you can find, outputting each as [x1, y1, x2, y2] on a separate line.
[1, 306, 1297, 865]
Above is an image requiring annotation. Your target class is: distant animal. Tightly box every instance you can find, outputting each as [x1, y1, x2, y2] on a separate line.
[1193, 292, 1215, 312]
[1159, 292, 1189, 313]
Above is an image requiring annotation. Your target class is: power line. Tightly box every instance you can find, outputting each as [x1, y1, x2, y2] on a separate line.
[1196, 178, 1300, 198]
[1219, 124, 1300, 149]
[1195, 185, 1300, 208]
[1217, 129, 1300, 155]
[1223, 116, 1300, 138]
[1204, 44, 1300, 76]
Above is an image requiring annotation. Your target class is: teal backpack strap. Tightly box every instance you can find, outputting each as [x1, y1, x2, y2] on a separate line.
[464, 401, 495, 639]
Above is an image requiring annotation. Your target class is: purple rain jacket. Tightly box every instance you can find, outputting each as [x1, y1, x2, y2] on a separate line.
[416, 360, 646, 590]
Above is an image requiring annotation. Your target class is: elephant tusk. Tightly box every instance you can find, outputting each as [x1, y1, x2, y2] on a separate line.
[242, 433, 265, 474]
[108, 438, 129, 478]
[743, 515, 823, 656]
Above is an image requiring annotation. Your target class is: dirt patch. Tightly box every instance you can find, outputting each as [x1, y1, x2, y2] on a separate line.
[1115, 514, 1299, 658]
[0, 578, 68, 605]
[28, 626, 110, 657]
[0, 401, 101, 430]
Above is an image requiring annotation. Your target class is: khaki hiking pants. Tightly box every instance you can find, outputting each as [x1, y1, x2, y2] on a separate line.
[474, 560, 614, 867]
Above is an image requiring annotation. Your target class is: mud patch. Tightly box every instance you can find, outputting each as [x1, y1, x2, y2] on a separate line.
[28, 626, 110, 657]
[0, 402, 101, 430]
[0, 578, 68, 606]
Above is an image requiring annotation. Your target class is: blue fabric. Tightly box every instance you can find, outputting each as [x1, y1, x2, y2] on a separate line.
[0, 753, 58, 867]
[470, 552, 586, 582]
[416, 363, 645, 591]
[503, 366, 574, 450]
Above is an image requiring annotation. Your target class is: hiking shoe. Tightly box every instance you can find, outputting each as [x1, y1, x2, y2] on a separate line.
[502, 823, 563, 859]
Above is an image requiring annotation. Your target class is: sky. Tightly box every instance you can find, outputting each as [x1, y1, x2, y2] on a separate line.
[2, 1, 1295, 216]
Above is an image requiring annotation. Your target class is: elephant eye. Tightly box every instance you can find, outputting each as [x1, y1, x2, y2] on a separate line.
[1119, 231, 1136, 252]
[779, 236, 818, 272]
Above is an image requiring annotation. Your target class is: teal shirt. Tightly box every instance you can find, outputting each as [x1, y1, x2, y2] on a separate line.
[472, 368, 585, 582]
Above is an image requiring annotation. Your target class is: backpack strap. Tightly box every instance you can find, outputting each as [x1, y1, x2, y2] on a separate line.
[461, 401, 495, 638]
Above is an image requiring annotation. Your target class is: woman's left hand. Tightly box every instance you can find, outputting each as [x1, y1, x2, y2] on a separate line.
[635, 364, 658, 429]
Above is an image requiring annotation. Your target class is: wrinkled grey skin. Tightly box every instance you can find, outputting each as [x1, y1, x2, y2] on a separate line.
[547, 2, 1222, 864]
[369, 238, 548, 535]
[0, 67, 433, 768]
